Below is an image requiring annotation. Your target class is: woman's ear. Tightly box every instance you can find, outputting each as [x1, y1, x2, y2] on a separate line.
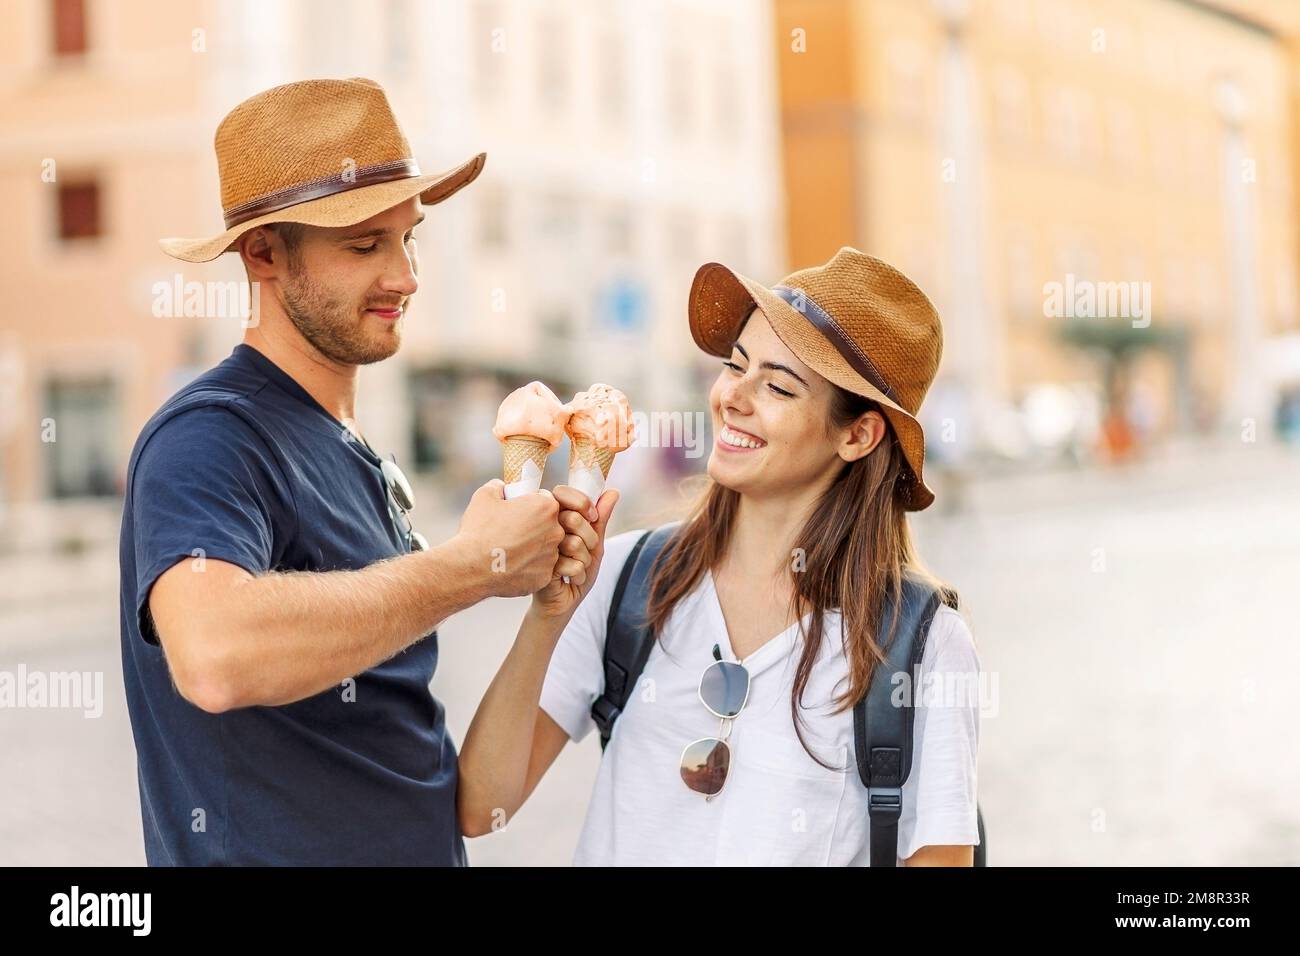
[838, 409, 887, 463]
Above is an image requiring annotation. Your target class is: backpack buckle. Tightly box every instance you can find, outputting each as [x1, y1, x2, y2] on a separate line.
[590, 696, 622, 735]
[868, 786, 902, 820]
[866, 746, 903, 821]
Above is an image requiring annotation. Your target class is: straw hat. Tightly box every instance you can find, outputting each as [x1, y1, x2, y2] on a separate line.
[160, 77, 485, 262]
[688, 247, 943, 511]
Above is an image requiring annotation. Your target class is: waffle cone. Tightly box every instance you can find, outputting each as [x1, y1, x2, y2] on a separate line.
[569, 437, 616, 479]
[502, 435, 551, 484]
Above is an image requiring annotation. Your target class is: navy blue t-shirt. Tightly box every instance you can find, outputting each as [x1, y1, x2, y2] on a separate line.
[118, 343, 466, 866]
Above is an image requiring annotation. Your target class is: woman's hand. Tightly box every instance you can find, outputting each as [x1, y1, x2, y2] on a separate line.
[529, 485, 620, 622]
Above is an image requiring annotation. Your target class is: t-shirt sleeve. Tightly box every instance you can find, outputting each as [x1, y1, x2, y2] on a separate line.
[896, 605, 982, 861]
[538, 529, 648, 743]
[130, 404, 294, 646]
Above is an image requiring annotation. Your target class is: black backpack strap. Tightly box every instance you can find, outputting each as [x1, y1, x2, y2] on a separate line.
[590, 522, 682, 751]
[854, 576, 943, 867]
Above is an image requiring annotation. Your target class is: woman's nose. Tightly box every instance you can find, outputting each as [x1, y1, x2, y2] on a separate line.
[720, 374, 753, 412]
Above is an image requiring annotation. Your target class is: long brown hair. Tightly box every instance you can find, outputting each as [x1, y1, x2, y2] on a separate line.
[644, 384, 953, 771]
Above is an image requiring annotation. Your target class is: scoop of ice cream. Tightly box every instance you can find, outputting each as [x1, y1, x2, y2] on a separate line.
[564, 383, 635, 451]
[492, 381, 570, 450]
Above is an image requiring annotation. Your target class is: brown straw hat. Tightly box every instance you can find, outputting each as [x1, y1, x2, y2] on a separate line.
[160, 77, 485, 262]
[689, 246, 943, 511]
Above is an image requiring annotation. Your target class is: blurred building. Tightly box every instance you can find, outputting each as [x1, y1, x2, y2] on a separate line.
[775, 0, 1300, 458]
[0, 0, 215, 543]
[0, 0, 784, 536]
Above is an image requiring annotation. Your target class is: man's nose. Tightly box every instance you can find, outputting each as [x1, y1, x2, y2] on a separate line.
[382, 246, 419, 297]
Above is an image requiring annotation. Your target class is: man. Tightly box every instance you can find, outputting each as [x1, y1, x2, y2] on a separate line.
[119, 77, 611, 865]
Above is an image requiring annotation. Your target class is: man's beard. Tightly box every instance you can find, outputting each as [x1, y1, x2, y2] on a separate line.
[281, 265, 402, 366]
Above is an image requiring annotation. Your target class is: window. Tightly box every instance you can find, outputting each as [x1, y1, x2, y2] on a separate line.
[667, 46, 692, 138]
[474, 1, 505, 101]
[385, 0, 412, 77]
[721, 218, 749, 272]
[57, 179, 101, 240]
[538, 194, 578, 242]
[1276, 264, 1297, 330]
[536, 16, 567, 113]
[605, 204, 633, 256]
[667, 211, 695, 261]
[714, 60, 740, 141]
[597, 31, 626, 127]
[1105, 100, 1139, 170]
[886, 41, 925, 125]
[538, 308, 576, 361]
[1194, 257, 1220, 325]
[992, 67, 1030, 146]
[1045, 87, 1089, 163]
[51, 0, 87, 57]
[44, 376, 119, 499]
[1004, 227, 1036, 320]
[479, 185, 508, 250]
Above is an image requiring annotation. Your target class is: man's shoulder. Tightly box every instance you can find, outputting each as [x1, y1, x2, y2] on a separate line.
[140, 348, 275, 435]
[126, 356, 279, 488]
[150, 349, 271, 425]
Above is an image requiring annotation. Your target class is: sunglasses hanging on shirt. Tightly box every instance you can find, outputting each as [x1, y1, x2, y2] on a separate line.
[679, 643, 751, 799]
[379, 457, 429, 553]
[354, 426, 429, 554]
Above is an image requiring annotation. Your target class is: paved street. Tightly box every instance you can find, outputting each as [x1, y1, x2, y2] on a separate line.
[3, 439, 1298, 865]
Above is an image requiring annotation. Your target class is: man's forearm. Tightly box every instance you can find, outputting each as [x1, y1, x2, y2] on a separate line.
[211, 535, 490, 709]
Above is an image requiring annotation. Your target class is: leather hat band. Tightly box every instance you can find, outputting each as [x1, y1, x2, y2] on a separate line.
[222, 158, 422, 229]
[771, 285, 896, 401]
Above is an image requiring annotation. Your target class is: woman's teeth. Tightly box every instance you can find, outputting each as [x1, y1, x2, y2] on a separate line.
[720, 425, 766, 449]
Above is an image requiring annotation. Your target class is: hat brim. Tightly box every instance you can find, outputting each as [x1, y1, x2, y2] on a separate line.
[159, 152, 487, 263]
[688, 261, 935, 511]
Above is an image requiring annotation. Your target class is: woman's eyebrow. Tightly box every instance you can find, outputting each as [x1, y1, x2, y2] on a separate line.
[732, 342, 811, 389]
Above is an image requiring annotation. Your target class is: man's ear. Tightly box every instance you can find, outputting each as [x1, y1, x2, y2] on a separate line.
[238, 227, 281, 281]
[838, 409, 887, 463]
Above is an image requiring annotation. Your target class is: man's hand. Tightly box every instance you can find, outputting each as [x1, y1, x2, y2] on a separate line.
[455, 479, 567, 598]
[529, 485, 619, 621]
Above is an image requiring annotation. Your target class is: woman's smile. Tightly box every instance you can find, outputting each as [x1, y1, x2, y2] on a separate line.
[716, 422, 768, 452]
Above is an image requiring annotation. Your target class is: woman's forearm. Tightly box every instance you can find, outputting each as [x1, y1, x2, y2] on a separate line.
[457, 605, 568, 835]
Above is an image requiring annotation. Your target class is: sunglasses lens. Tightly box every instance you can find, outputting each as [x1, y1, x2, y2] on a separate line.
[380, 459, 415, 512]
[680, 738, 730, 796]
[700, 660, 748, 718]
[409, 530, 429, 552]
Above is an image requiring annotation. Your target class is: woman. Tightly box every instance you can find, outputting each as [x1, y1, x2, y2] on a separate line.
[457, 247, 982, 866]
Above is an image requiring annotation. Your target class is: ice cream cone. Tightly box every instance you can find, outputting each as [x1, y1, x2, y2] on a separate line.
[502, 435, 550, 498]
[566, 437, 614, 502]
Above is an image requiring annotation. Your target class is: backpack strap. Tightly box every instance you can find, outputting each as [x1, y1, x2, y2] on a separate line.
[591, 522, 682, 751]
[854, 576, 944, 867]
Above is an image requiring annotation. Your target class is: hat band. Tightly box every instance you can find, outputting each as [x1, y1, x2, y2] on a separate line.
[222, 158, 422, 229]
[771, 285, 896, 402]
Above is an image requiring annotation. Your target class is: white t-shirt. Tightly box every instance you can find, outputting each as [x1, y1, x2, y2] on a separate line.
[539, 529, 983, 866]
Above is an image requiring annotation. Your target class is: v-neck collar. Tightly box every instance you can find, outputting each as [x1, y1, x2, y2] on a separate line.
[234, 344, 381, 464]
[700, 569, 811, 677]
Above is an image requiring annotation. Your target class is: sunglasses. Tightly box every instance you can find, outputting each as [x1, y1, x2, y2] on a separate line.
[350, 428, 429, 553]
[379, 455, 429, 553]
[679, 643, 751, 800]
